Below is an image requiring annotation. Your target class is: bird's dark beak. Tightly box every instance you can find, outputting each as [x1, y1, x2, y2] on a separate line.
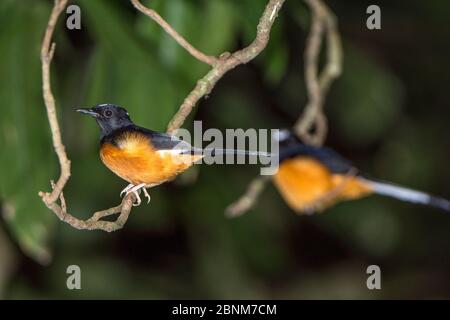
[76, 108, 98, 117]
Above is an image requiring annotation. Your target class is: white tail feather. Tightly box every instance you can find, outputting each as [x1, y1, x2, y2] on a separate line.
[361, 178, 450, 211]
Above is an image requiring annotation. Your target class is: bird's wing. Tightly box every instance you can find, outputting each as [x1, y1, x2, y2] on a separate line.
[134, 126, 195, 154]
[279, 143, 355, 174]
[312, 146, 355, 174]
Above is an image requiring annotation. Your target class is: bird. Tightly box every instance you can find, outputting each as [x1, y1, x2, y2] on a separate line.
[271, 129, 450, 213]
[77, 104, 271, 206]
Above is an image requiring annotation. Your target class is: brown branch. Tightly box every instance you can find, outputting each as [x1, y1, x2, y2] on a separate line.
[43, 190, 135, 232]
[130, 0, 217, 66]
[166, 0, 286, 133]
[39, 0, 135, 232]
[225, 176, 270, 218]
[40, 0, 71, 204]
[294, 0, 342, 146]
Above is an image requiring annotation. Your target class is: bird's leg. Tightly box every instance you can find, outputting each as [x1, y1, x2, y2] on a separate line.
[142, 187, 151, 204]
[127, 183, 147, 206]
[120, 183, 135, 198]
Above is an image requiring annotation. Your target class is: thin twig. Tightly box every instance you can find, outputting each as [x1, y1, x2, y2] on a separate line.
[39, 0, 135, 232]
[294, 0, 342, 146]
[225, 176, 270, 218]
[40, 0, 71, 204]
[130, 0, 217, 66]
[167, 0, 286, 133]
[44, 193, 135, 232]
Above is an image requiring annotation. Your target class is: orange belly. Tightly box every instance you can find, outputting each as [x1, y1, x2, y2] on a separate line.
[100, 132, 202, 186]
[273, 157, 373, 213]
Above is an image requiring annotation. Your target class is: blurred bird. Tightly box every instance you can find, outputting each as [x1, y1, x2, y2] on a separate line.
[77, 104, 271, 206]
[272, 129, 450, 213]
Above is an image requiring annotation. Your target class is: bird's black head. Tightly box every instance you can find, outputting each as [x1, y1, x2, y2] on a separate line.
[77, 104, 133, 138]
[273, 129, 306, 163]
[273, 129, 302, 149]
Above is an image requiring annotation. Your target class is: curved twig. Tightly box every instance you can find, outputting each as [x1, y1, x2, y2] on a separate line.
[225, 176, 270, 218]
[39, 0, 135, 232]
[40, 0, 71, 204]
[130, 0, 217, 66]
[294, 0, 342, 146]
[167, 0, 286, 133]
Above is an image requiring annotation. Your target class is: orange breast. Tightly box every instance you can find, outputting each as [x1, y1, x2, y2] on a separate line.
[272, 157, 373, 213]
[100, 131, 202, 186]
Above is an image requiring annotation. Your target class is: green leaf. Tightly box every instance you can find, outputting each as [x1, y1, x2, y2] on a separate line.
[0, 0, 57, 264]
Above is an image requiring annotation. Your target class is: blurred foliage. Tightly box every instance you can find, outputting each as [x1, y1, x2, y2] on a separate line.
[0, 0, 450, 299]
[0, 0, 55, 264]
[330, 43, 404, 146]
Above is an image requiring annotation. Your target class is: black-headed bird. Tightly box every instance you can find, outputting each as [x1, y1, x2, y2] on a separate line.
[77, 104, 271, 205]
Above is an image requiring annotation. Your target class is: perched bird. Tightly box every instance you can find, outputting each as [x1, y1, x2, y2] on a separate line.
[272, 130, 450, 213]
[77, 104, 270, 205]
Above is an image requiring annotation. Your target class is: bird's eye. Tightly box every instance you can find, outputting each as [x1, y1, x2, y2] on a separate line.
[104, 109, 113, 118]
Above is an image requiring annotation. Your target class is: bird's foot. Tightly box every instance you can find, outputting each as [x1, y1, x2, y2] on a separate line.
[142, 187, 151, 204]
[126, 183, 149, 206]
[120, 183, 135, 198]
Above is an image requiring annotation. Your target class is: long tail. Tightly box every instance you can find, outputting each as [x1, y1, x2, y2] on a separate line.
[360, 178, 450, 211]
[197, 148, 274, 158]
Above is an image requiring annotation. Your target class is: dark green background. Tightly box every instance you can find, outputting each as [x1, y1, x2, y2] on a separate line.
[0, 0, 449, 299]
